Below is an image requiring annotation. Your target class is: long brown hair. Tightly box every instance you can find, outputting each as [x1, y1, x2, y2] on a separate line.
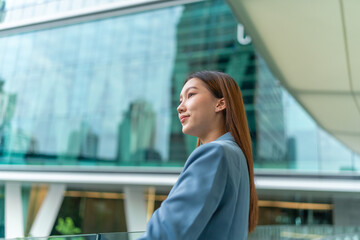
[184, 70, 258, 232]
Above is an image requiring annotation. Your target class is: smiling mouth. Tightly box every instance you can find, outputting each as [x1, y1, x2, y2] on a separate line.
[180, 116, 189, 123]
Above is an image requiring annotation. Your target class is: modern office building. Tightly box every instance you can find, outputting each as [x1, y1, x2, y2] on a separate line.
[0, 0, 359, 238]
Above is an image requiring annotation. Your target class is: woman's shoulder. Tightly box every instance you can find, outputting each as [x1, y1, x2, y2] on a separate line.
[183, 142, 226, 169]
[191, 140, 230, 157]
[210, 138, 247, 170]
[190, 138, 241, 157]
[212, 138, 244, 158]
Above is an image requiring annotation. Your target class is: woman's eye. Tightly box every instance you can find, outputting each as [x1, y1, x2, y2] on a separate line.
[188, 93, 195, 98]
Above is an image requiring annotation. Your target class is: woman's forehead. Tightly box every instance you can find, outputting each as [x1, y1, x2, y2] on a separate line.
[181, 78, 204, 95]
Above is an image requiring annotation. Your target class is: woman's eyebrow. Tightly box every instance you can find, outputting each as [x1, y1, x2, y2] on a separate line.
[186, 86, 198, 91]
[180, 86, 199, 99]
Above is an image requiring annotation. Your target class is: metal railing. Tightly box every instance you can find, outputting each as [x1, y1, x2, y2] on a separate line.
[1, 232, 145, 240]
[2, 226, 360, 240]
[248, 225, 360, 240]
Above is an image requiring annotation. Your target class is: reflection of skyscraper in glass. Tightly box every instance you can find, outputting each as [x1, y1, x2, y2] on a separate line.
[66, 121, 98, 160]
[117, 99, 160, 164]
[255, 56, 287, 166]
[286, 137, 297, 168]
[0, 78, 17, 153]
[0, 0, 5, 23]
[170, 0, 241, 161]
[169, 0, 286, 166]
[0, 6, 183, 164]
[80, 128, 98, 159]
[169, 0, 254, 160]
[0, 79, 15, 126]
[0, 78, 31, 164]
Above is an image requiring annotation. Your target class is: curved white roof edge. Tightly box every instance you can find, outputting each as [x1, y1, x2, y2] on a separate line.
[0, 0, 204, 36]
[1, 169, 360, 193]
[0, 171, 180, 186]
[227, 0, 360, 154]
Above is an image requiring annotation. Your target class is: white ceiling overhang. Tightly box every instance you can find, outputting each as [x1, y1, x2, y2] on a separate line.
[227, 0, 360, 154]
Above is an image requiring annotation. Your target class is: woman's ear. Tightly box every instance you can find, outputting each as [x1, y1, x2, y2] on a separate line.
[215, 98, 226, 112]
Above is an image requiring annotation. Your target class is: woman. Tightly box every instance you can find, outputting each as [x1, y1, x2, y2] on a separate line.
[138, 71, 258, 240]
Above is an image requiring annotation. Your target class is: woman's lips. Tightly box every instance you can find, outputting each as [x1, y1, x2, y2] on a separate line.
[180, 116, 189, 123]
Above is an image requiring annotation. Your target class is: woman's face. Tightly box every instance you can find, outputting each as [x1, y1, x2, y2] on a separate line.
[177, 78, 222, 138]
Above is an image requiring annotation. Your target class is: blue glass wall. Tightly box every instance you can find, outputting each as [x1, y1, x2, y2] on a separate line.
[0, 6, 181, 166]
[0, 0, 359, 170]
[1, 0, 124, 24]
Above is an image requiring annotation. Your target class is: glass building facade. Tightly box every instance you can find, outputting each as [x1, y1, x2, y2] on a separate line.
[0, 0, 360, 237]
[0, 0, 358, 170]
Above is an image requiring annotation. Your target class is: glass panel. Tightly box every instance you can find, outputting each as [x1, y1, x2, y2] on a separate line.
[99, 232, 145, 239]
[48, 234, 97, 240]
[0, 0, 358, 170]
[322, 233, 360, 240]
[0, 6, 183, 167]
[3, 228, 360, 240]
[248, 225, 360, 240]
[51, 194, 127, 235]
[0, 0, 129, 24]
[3, 234, 98, 240]
[0, 232, 145, 240]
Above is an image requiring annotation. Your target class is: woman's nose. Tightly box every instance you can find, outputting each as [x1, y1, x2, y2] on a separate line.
[177, 102, 185, 113]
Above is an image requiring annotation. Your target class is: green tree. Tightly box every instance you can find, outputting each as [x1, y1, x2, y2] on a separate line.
[52, 217, 83, 240]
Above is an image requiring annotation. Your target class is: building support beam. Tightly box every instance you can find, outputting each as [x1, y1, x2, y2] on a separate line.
[5, 182, 24, 238]
[124, 186, 147, 232]
[29, 184, 66, 237]
[333, 197, 360, 225]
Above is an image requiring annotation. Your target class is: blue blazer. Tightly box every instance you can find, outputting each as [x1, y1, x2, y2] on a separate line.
[138, 132, 250, 240]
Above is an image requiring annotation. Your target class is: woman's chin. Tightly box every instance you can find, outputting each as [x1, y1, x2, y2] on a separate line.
[182, 126, 191, 135]
[182, 127, 198, 138]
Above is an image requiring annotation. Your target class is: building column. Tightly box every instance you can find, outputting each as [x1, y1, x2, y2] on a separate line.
[124, 186, 147, 233]
[30, 184, 66, 237]
[5, 182, 24, 238]
[333, 197, 360, 225]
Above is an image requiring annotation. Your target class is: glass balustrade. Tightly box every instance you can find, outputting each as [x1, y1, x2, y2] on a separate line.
[0, 232, 145, 240]
[2, 227, 360, 240]
[248, 225, 360, 240]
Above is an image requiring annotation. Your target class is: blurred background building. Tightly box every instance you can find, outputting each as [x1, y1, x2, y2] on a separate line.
[0, 0, 359, 238]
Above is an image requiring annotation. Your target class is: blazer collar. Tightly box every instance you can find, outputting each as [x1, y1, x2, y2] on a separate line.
[215, 132, 235, 142]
